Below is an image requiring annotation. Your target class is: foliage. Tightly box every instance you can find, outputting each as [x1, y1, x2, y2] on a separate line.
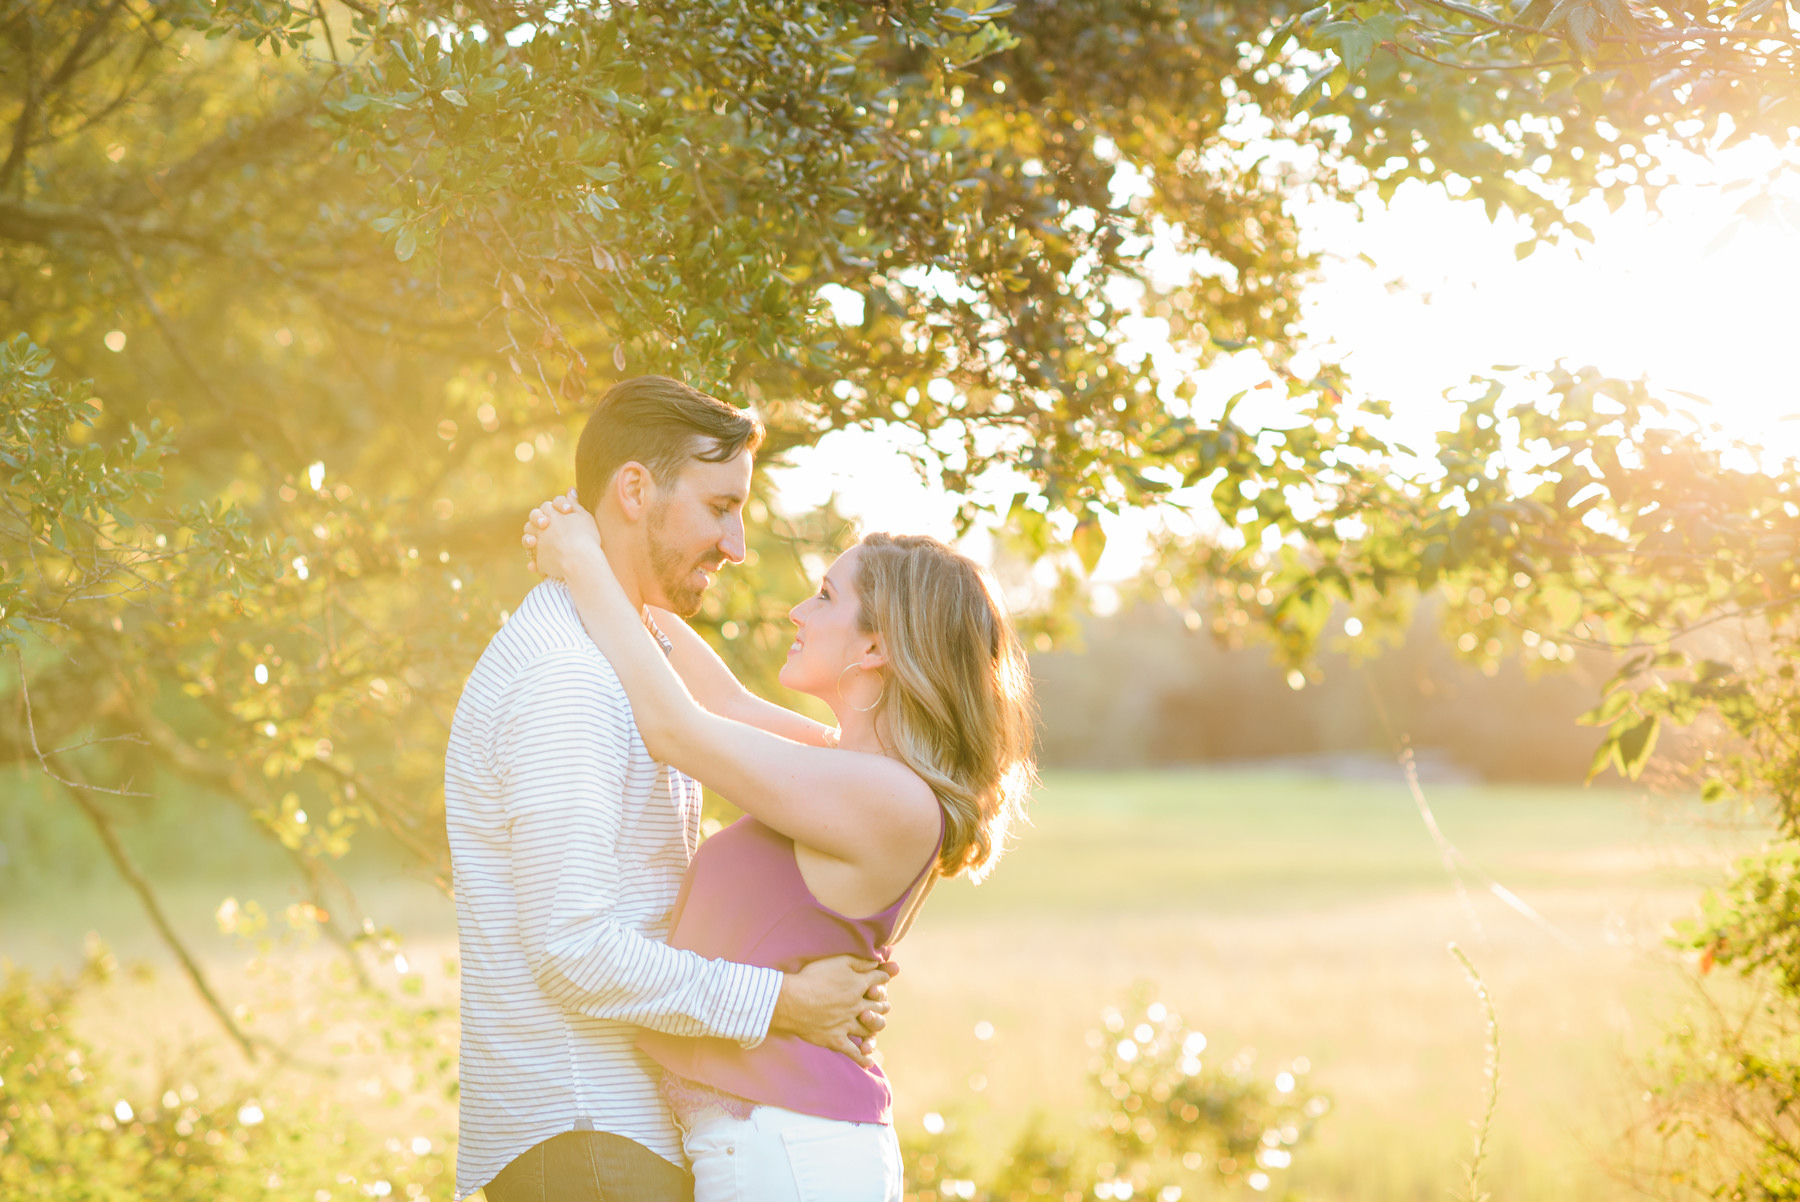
[1087, 995, 1324, 1199]
[1143, 364, 1795, 682]
[1140, 366, 1800, 1196]
[7, 2, 1800, 1194]
[1102, 343, 1800, 1192]
[1285, 0, 1800, 251]
[900, 995, 1325, 1201]
[0, 952, 454, 1202]
[0, 333, 255, 656]
[1630, 976, 1800, 1202]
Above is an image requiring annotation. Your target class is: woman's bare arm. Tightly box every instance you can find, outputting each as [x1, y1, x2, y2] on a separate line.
[647, 607, 838, 748]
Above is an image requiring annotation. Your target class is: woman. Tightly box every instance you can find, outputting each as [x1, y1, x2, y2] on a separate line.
[521, 494, 1035, 1201]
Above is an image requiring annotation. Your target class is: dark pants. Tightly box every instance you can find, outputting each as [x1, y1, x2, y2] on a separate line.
[482, 1130, 694, 1202]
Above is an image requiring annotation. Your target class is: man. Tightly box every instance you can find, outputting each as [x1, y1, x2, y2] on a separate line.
[446, 376, 888, 1202]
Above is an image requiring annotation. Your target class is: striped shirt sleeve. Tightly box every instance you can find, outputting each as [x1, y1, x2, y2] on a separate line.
[501, 650, 782, 1045]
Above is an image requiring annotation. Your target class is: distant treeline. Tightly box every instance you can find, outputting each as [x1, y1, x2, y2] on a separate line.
[1032, 599, 1608, 782]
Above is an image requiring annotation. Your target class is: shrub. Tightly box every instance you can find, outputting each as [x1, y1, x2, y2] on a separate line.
[901, 994, 1327, 1202]
[0, 956, 454, 1202]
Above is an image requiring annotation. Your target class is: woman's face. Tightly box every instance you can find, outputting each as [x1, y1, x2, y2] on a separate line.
[779, 544, 880, 701]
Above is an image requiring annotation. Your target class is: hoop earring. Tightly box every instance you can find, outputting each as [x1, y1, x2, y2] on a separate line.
[837, 662, 886, 714]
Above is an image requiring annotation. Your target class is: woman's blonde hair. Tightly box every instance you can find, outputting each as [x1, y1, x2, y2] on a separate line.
[852, 533, 1037, 883]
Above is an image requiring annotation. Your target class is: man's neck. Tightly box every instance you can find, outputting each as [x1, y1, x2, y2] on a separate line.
[593, 511, 649, 613]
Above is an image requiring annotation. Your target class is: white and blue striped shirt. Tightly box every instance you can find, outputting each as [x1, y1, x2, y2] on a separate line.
[446, 581, 783, 1198]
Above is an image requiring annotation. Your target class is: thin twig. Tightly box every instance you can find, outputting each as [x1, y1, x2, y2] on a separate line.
[1393, 41, 1579, 71]
[313, 0, 342, 66]
[688, 144, 724, 223]
[17, 667, 150, 799]
[44, 730, 147, 757]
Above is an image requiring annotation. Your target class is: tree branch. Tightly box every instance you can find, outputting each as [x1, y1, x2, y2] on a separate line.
[1, 0, 135, 189]
[1, 2, 39, 193]
[99, 212, 296, 468]
[15, 652, 259, 1060]
[59, 772, 261, 1060]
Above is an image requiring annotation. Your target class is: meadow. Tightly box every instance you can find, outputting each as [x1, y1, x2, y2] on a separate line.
[0, 767, 1755, 1199]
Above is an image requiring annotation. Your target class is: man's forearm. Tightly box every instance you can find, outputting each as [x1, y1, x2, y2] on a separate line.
[532, 919, 783, 1045]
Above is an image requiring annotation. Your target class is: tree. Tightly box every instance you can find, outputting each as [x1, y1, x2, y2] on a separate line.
[0, 0, 1345, 1037]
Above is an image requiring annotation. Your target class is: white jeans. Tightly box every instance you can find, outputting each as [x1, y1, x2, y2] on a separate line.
[681, 1103, 903, 1202]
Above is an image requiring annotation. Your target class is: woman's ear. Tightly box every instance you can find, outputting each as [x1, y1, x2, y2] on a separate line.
[860, 633, 889, 673]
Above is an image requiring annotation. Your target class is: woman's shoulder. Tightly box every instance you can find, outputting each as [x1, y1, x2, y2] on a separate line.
[831, 741, 939, 803]
[837, 747, 942, 849]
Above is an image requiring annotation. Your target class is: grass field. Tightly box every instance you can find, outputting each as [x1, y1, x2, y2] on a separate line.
[881, 770, 1751, 1200]
[1, 767, 1757, 1199]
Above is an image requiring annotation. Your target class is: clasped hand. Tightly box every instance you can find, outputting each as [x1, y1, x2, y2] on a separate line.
[520, 490, 599, 579]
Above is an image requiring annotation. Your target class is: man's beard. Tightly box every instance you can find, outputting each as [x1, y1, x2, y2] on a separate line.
[647, 504, 717, 617]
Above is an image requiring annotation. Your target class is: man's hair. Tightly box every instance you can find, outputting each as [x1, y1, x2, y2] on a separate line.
[574, 376, 764, 511]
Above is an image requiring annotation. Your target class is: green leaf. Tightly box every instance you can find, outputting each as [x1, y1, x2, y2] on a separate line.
[1577, 688, 1633, 726]
[1293, 61, 1335, 111]
[1072, 517, 1106, 575]
[1615, 714, 1660, 779]
[1261, 14, 1302, 66]
[1585, 735, 1618, 784]
[1321, 15, 1392, 76]
[394, 228, 418, 262]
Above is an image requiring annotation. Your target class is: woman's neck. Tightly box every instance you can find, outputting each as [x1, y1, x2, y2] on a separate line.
[831, 708, 888, 756]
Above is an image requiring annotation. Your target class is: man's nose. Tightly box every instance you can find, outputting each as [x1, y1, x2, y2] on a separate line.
[719, 515, 746, 564]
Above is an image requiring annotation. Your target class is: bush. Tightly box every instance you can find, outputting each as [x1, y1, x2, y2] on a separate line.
[901, 994, 1327, 1202]
[0, 955, 454, 1202]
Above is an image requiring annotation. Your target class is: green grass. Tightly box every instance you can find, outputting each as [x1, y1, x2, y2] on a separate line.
[2, 768, 1758, 1200]
[926, 771, 1731, 915]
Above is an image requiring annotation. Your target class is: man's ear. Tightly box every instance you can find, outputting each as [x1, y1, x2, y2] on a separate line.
[611, 461, 656, 521]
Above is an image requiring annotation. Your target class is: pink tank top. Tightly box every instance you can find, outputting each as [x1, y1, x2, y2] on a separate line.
[637, 813, 941, 1124]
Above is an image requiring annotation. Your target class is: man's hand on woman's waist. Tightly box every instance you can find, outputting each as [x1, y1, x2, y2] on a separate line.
[771, 955, 891, 1068]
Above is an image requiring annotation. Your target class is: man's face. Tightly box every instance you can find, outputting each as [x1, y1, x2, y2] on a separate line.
[643, 449, 753, 616]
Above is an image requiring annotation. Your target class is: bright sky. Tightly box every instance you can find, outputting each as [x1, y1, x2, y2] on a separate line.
[770, 136, 1800, 587]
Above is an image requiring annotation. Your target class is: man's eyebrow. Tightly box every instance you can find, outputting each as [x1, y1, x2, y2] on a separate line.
[709, 489, 748, 505]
